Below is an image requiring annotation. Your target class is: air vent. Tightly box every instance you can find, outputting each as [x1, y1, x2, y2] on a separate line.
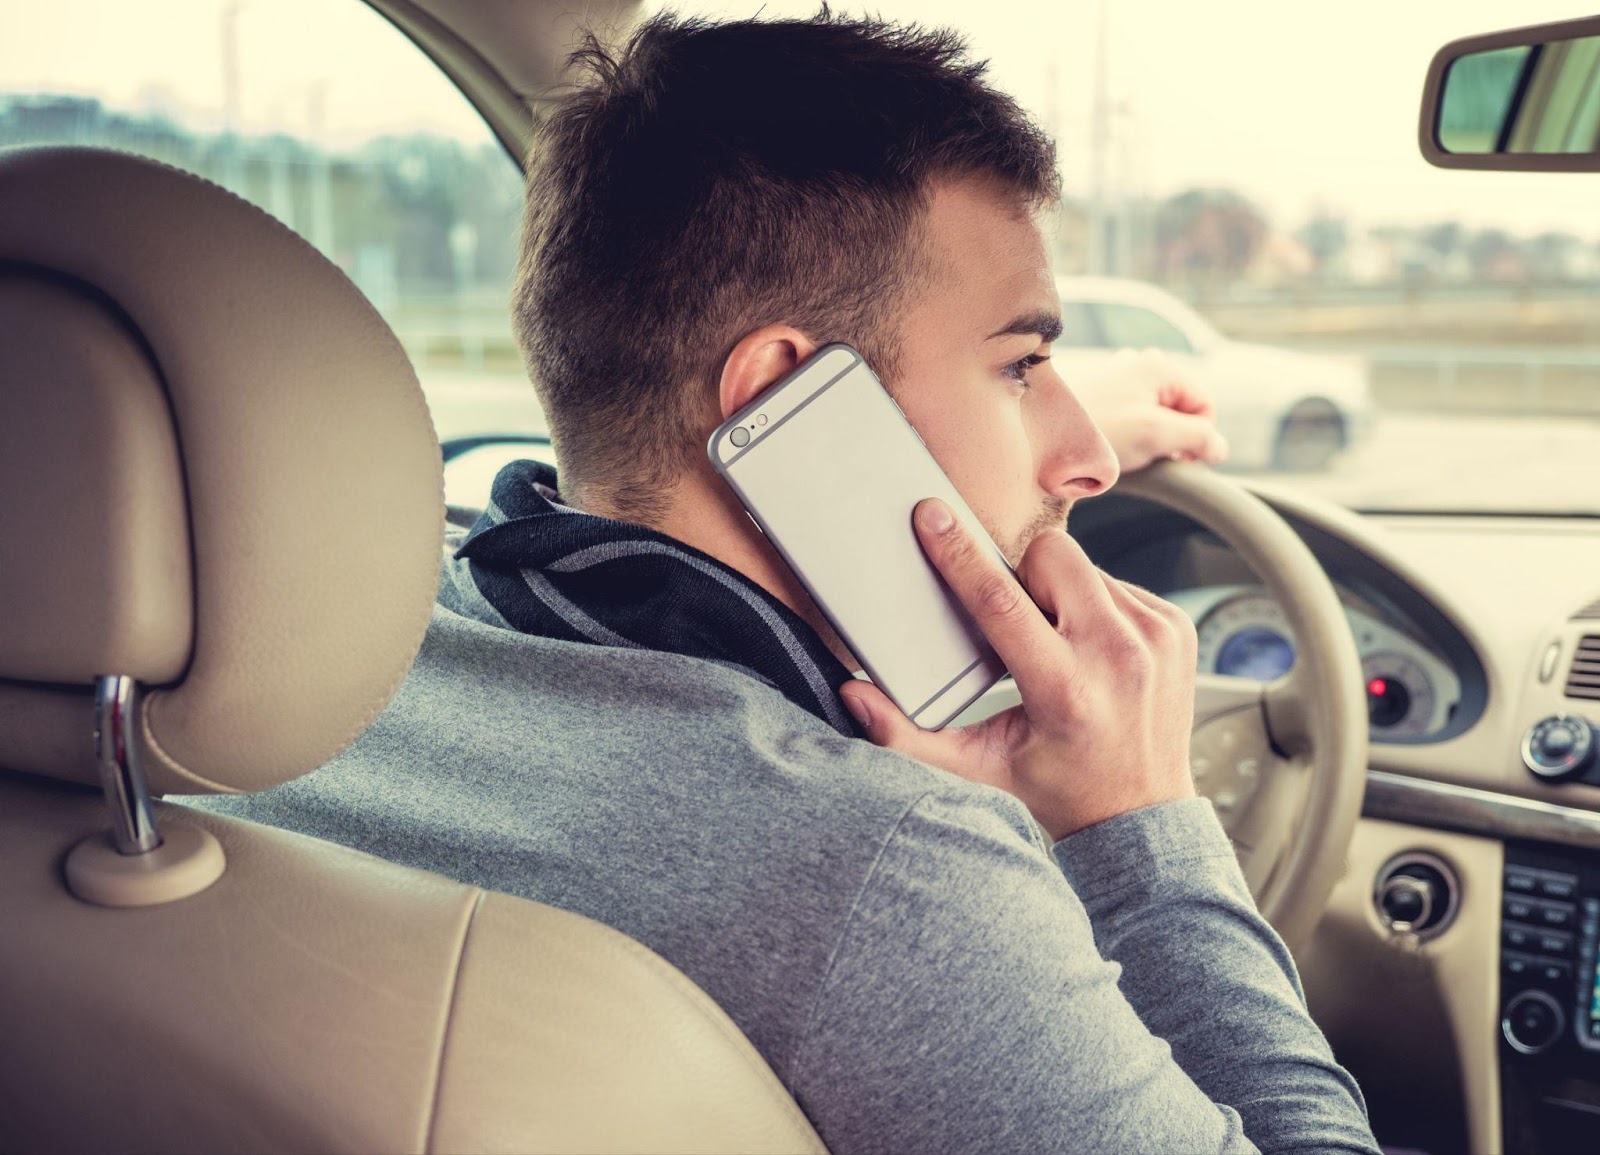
[1573, 597, 1600, 621]
[1566, 634, 1600, 701]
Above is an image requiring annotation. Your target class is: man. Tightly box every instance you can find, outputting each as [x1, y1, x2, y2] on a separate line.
[195, 12, 1378, 1153]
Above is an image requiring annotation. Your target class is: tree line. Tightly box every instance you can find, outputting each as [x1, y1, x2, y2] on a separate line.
[0, 93, 524, 308]
[7, 92, 1594, 303]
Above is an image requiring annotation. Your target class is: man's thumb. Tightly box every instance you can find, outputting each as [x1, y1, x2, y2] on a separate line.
[840, 682, 919, 750]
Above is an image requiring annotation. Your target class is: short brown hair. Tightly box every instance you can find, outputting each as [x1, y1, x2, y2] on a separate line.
[513, 10, 1059, 521]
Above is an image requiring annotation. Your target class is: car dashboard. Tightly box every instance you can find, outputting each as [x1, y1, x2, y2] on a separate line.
[1074, 494, 1489, 748]
[1069, 479, 1600, 1155]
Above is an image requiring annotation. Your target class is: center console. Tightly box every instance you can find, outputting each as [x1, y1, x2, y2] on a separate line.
[1499, 843, 1600, 1153]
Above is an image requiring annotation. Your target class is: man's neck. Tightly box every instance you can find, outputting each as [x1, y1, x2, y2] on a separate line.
[575, 470, 861, 673]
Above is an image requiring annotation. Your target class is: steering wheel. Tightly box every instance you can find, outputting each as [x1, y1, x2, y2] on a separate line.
[1111, 461, 1369, 951]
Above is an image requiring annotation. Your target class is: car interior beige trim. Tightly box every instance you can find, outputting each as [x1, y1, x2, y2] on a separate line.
[1300, 818, 1502, 1155]
[1365, 767, 1600, 851]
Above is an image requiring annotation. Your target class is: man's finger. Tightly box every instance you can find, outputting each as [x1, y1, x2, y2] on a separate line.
[1104, 574, 1175, 639]
[1015, 528, 1118, 635]
[1111, 578, 1198, 657]
[1151, 409, 1229, 465]
[1108, 577, 1169, 615]
[912, 499, 1063, 689]
[1152, 362, 1215, 418]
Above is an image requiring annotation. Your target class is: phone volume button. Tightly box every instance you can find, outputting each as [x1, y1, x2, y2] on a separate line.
[745, 511, 765, 535]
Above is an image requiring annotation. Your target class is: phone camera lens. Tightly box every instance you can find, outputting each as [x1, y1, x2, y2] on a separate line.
[730, 427, 751, 448]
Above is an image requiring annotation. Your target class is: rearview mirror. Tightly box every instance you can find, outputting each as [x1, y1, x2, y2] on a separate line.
[1421, 15, 1600, 171]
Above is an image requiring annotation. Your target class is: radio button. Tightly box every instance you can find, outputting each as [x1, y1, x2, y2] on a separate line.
[1537, 930, 1574, 955]
[1537, 960, 1573, 985]
[1506, 870, 1538, 893]
[1537, 873, 1578, 899]
[1506, 897, 1537, 921]
[1504, 954, 1533, 978]
[1538, 903, 1576, 929]
[1504, 924, 1537, 950]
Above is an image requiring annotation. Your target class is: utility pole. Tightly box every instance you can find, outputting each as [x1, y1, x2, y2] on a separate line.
[308, 82, 335, 258]
[1045, 58, 1071, 271]
[1087, 0, 1109, 276]
[219, 1, 244, 194]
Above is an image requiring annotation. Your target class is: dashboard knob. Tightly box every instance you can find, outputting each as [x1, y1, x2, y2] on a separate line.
[1502, 990, 1566, 1055]
[1522, 715, 1597, 782]
[1377, 873, 1435, 932]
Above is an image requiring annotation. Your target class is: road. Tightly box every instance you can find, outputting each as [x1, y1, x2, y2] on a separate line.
[1233, 411, 1600, 514]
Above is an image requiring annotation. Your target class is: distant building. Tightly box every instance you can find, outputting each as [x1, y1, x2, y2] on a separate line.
[1243, 232, 1316, 287]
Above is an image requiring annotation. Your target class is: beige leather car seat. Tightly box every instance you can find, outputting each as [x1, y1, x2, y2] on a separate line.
[0, 146, 826, 1155]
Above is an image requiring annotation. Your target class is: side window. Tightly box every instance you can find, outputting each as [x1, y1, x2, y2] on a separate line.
[1092, 303, 1194, 354]
[0, 0, 540, 449]
[1057, 301, 1103, 348]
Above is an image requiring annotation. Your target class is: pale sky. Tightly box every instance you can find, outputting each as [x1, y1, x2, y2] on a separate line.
[5, 0, 1600, 236]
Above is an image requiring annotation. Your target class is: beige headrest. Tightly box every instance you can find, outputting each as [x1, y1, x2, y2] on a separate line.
[0, 147, 444, 794]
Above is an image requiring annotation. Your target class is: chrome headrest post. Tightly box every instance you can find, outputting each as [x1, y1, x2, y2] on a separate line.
[67, 676, 222, 906]
[93, 675, 162, 855]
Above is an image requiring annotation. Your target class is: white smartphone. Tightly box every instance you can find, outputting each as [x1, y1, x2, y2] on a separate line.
[708, 343, 1007, 730]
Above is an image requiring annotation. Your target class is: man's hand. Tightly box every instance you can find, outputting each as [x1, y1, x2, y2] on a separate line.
[1072, 348, 1228, 473]
[839, 499, 1198, 841]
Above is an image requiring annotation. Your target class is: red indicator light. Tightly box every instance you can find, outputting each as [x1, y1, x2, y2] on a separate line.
[1367, 678, 1388, 697]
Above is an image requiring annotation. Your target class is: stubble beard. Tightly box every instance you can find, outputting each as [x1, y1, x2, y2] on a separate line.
[1001, 496, 1072, 567]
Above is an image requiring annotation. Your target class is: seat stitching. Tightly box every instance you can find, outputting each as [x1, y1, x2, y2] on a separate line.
[423, 888, 486, 1155]
[592, 914, 828, 1148]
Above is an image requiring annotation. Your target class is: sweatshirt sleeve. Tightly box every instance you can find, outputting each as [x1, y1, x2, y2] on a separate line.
[1053, 796, 1376, 1155]
[786, 791, 1379, 1155]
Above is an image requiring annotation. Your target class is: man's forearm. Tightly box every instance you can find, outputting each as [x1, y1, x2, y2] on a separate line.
[1055, 797, 1379, 1155]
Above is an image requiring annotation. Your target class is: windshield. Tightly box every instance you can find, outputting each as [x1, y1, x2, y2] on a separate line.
[678, 0, 1599, 516]
[6, 0, 1600, 514]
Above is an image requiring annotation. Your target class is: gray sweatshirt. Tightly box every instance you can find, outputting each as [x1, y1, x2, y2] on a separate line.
[188, 558, 1379, 1155]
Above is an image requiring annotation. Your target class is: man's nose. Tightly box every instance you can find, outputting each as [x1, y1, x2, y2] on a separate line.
[1038, 390, 1120, 500]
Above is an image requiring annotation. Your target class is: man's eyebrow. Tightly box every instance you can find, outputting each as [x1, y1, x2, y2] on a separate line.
[986, 311, 1063, 345]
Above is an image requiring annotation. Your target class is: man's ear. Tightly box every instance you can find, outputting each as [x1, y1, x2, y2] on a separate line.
[718, 325, 818, 420]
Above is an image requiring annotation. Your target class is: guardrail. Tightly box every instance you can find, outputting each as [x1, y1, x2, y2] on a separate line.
[395, 316, 516, 373]
[1356, 343, 1600, 412]
[1325, 344, 1600, 414]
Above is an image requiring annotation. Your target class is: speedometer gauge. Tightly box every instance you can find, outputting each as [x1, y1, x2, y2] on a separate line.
[1362, 651, 1437, 738]
[1196, 593, 1296, 680]
[1194, 588, 1453, 739]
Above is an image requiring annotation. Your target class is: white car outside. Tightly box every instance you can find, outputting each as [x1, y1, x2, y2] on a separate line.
[1053, 276, 1375, 471]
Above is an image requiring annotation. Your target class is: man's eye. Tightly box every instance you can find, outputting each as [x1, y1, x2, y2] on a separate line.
[1002, 353, 1049, 387]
